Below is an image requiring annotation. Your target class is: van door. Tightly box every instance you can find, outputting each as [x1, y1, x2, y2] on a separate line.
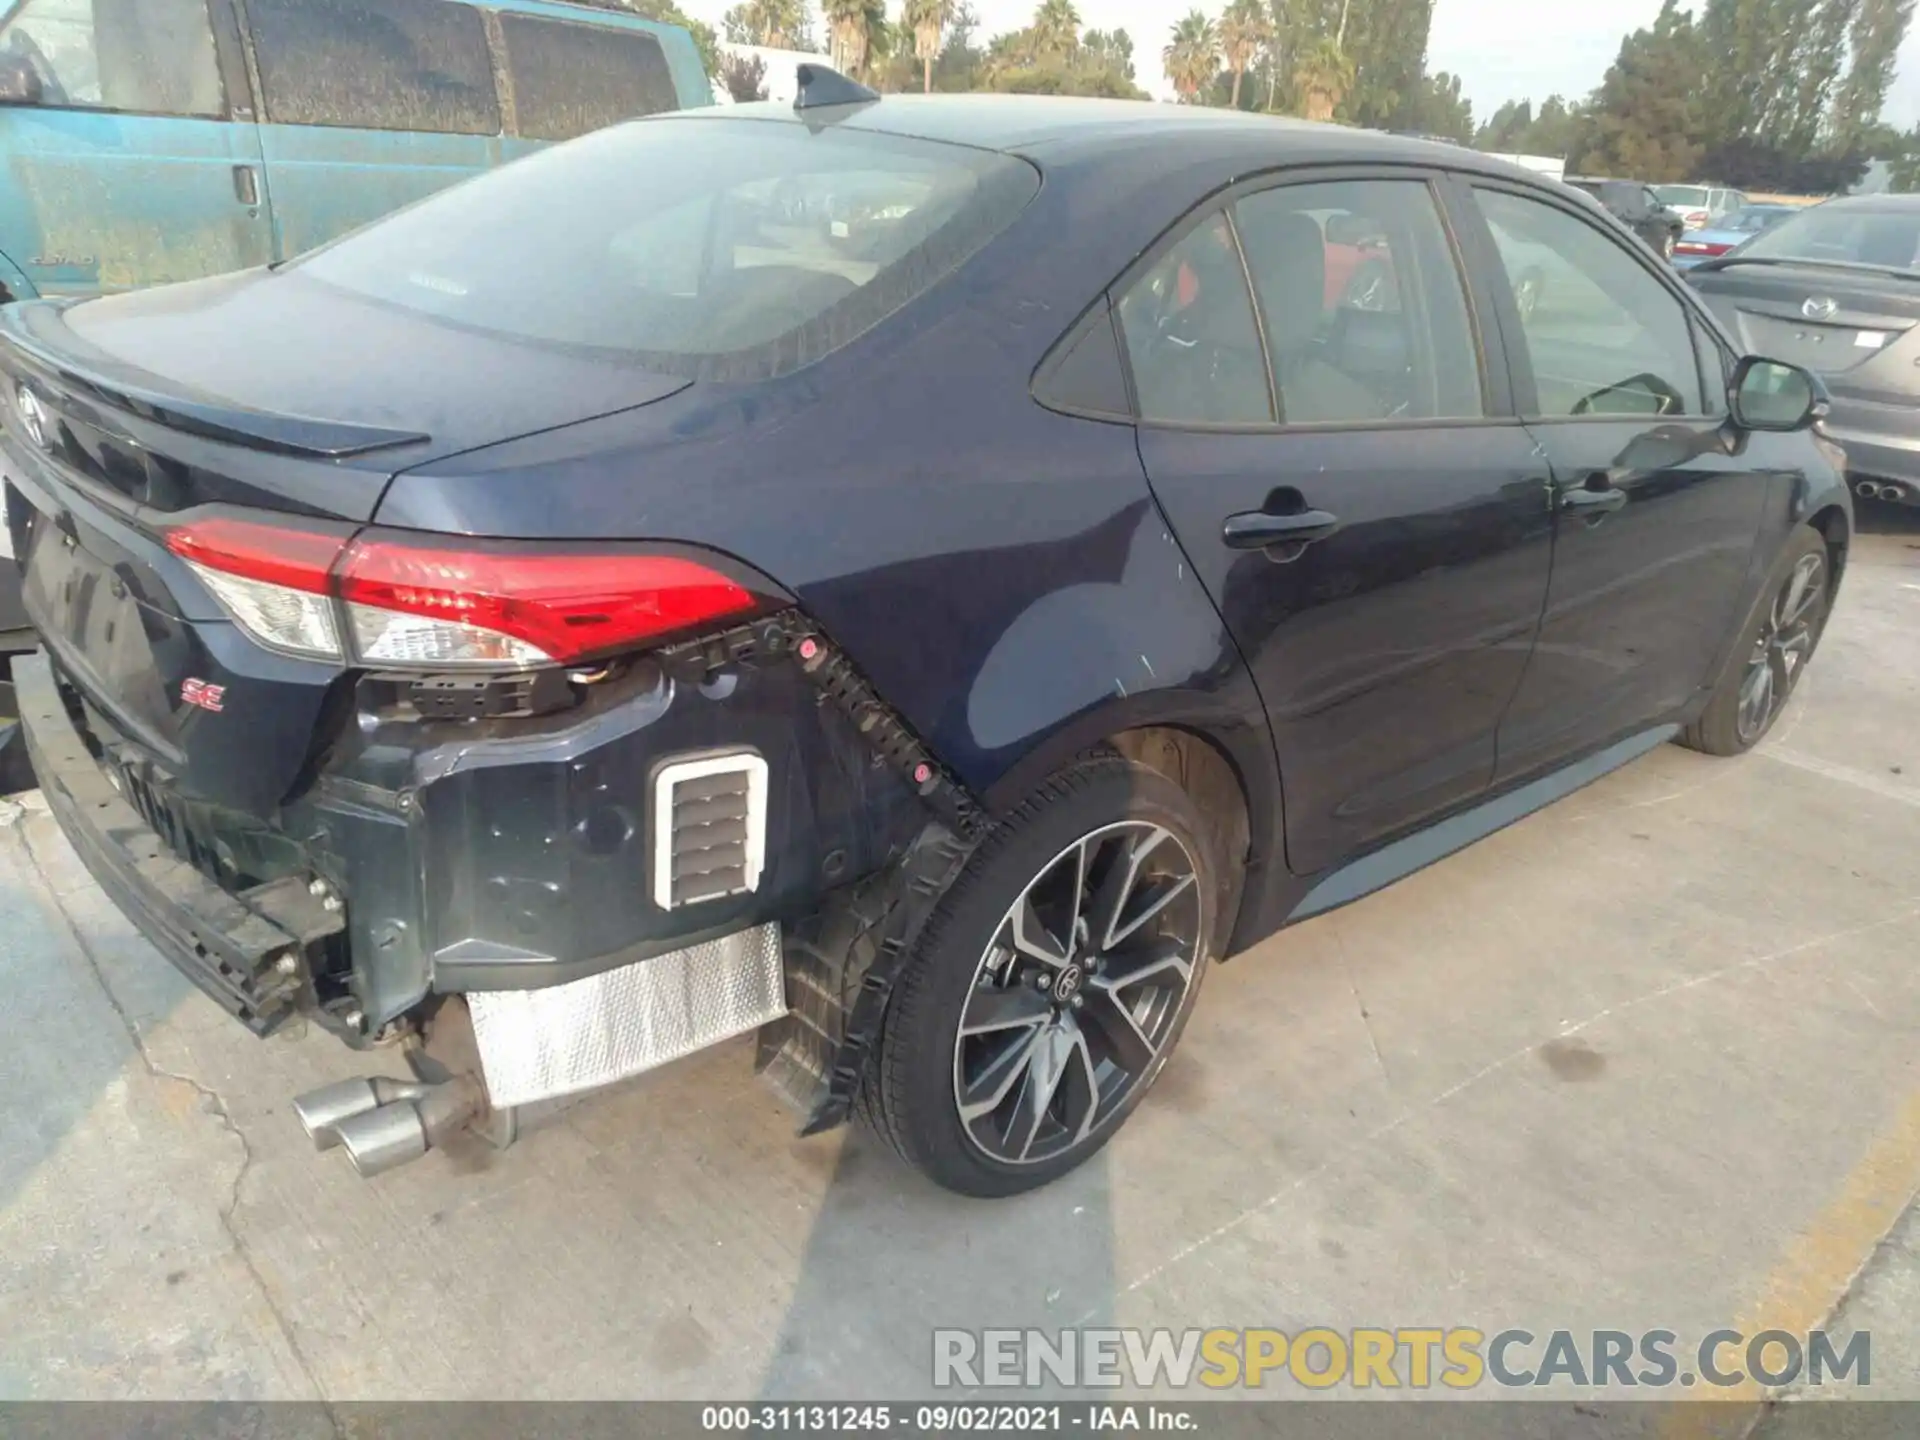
[0, 0, 271, 297]
[240, 0, 501, 262]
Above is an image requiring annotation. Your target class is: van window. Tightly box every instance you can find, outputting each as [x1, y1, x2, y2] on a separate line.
[248, 0, 499, 135]
[0, 0, 223, 117]
[501, 14, 680, 142]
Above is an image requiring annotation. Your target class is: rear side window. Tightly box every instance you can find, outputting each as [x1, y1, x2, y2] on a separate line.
[248, 0, 499, 135]
[1234, 178, 1483, 423]
[501, 14, 679, 142]
[0, 0, 223, 117]
[1475, 187, 1706, 418]
[293, 118, 1038, 380]
[1115, 211, 1272, 425]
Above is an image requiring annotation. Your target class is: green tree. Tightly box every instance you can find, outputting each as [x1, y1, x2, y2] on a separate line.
[824, 0, 882, 77]
[1292, 35, 1353, 120]
[1343, 0, 1433, 127]
[1163, 11, 1219, 102]
[1218, 0, 1272, 110]
[1573, 0, 1707, 180]
[902, 0, 955, 91]
[1082, 28, 1136, 81]
[1829, 0, 1918, 149]
[1031, 0, 1082, 58]
[1400, 69, 1472, 142]
[723, 0, 805, 46]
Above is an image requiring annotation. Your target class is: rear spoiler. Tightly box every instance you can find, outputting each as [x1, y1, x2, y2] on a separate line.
[0, 301, 430, 459]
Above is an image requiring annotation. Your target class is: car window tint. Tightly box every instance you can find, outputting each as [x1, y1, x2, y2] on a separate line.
[1115, 210, 1272, 425]
[1740, 205, 1920, 271]
[295, 118, 1038, 380]
[1474, 188, 1706, 419]
[501, 14, 679, 142]
[250, 0, 498, 135]
[1233, 178, 1482, 424]
[0, 0, 222, 116]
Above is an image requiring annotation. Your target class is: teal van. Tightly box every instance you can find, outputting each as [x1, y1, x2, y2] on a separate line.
[0, 0, 713, 301]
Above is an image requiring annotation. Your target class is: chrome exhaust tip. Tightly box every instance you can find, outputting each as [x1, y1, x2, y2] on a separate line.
[293, 1078, 386, 1151]
[333, 1101, 431, 1178]
[299, 1075, 485, 1178]
[1855, 480, 1883, 499]
[1878, 482, 1906, 502]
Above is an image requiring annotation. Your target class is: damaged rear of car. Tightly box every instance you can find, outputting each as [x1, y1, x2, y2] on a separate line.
[5, 106, 1064, 1183]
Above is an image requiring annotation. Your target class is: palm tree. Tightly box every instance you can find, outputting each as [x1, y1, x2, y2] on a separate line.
[1292, 35, 1352, 121]
[902, 0, 954, 91]
[1030, 0, 1080, 59]
[1217, 0, 1269, 110]
[1162, 11, 1217, 104]
[825, 0, 870, 75]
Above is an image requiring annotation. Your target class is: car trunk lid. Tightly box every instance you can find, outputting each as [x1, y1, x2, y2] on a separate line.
[0, 279, 691, 815]
[1690, 262, 1920, 394]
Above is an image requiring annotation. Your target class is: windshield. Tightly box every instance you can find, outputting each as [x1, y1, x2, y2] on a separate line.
[1738, 204, 1920, 273]
[294, 116, 1039, 379]
[1656, 186, 1711, 208]
[1722, 207, 1789, 234]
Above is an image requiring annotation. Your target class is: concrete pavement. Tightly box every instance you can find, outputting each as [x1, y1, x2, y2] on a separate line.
[1, 511, 1916, 1410]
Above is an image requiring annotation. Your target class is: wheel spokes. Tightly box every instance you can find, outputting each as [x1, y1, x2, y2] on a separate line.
[959, 1022, 1048, 1121]
[1775, 557, 1824, 632]
[952, 819, 1204, 1167]
[1107, 871, 1197, 950]
[1079, 986, 1158, 1074]
[959, 982, 1052, 1037]
[1001, 1021, 1079, 1159]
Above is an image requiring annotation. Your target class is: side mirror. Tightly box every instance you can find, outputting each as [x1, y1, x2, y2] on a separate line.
[1729, 356, 1824, 432]
[0, 55, 42, 106]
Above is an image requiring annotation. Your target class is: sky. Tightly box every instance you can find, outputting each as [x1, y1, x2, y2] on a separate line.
[688, 0, 1920, 128]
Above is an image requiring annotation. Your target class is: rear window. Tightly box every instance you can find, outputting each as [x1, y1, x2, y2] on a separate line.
[1740, 205, 1920, 273]
[500, 13, 680, 141]
[293, 117, 1039, 379]
[1656, 186, 1710, 208]
[249, 0, 499, 135]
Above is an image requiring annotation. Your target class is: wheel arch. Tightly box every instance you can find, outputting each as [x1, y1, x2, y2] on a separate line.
[980, 695, 1282, 964]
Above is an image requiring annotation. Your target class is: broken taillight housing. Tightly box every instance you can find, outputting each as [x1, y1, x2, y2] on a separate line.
[166, 516, 778, 669]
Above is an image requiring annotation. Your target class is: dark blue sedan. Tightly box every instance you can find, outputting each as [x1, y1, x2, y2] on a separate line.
[2, 78, 1851, 1195]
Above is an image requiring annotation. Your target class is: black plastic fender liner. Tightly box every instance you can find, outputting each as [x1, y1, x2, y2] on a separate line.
[758, 818, 975, 1134]
[661, 609, 990, 1131]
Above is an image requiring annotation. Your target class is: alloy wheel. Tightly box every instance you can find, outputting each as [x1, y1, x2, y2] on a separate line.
[1736, 552, 1825, 744]
[952, 822, 1204, 1166]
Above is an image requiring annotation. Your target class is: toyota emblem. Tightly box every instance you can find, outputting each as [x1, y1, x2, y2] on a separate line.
[14, 384, 47, 449]
[1801, 295, 1839, 321]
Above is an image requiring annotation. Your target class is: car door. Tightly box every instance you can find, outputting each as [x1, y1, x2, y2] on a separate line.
[0, 0, 270, 296]
[241, 0, 501, 262]
[1453, 179, 1770, 785]
[1125, 171, 1555, 877]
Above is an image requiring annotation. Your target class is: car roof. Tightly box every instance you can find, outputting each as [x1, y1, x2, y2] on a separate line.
[681, 94, 1550, 181]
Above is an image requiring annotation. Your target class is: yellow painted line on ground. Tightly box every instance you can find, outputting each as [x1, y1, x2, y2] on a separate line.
[1661, 1085, 1920, 1440]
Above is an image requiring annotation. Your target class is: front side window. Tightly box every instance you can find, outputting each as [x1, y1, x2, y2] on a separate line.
[1475, 188, 1706, 418]
[0, 0, 222, 116]
[501, 14, 679, 142]
[1233, 178, 1483, 423]
[248, 0, 498, 135]
[293, 117, 1037, 379]
[1115, 210, 1272, 425]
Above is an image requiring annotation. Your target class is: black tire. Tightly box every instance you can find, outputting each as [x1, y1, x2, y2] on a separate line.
[861, 754, 1217, 1197]
[1680, 526, 1832, 757]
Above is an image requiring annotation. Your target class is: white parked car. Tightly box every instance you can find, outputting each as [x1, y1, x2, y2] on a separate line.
[1655, 184, 1748, 231]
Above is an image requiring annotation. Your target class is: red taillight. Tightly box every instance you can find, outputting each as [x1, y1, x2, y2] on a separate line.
[166, 516, 773, 669]
[1685, 210, 1709, 227]
[166, 515, 346, 593]
[337, 539, 763, 667]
